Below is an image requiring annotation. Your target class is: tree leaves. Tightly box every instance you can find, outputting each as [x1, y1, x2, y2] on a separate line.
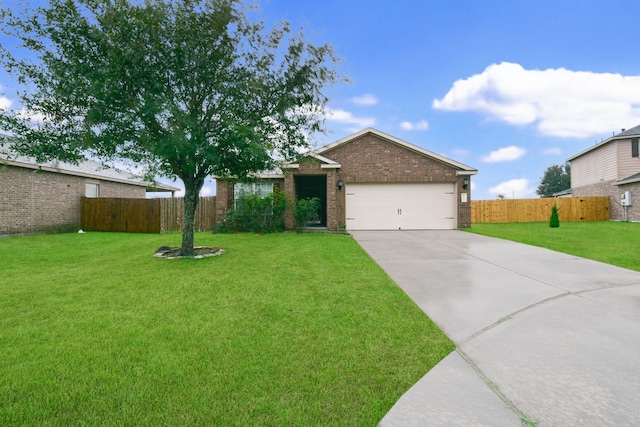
[0, 0, 344, 253]
[537, 163, 571, 197]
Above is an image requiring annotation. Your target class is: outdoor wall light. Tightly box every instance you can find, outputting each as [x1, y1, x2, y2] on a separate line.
[463, 177, 469, 190]
[337, 178, 344, 191]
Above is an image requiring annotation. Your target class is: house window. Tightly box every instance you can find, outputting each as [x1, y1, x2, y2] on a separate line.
[233, 182, 273, 208]
[85, 183, 99, 198]
[632, 138, 639, 158]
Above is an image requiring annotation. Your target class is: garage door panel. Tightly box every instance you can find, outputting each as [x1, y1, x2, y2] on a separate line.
[346, 183, 456, 230]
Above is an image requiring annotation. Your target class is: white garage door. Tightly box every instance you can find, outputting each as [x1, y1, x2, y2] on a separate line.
[345, 183, 456, 230]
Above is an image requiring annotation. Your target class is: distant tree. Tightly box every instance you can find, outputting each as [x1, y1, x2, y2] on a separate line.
[496, 194, 506, 200]
[537, 163, 571, 198]
[0, 0, 343, 255]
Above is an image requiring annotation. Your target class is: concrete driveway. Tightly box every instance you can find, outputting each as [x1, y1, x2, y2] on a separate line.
[350, 230, 640, 426]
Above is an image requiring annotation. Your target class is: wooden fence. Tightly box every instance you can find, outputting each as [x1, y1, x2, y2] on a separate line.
[471, 197, 610, 223]
[81, 196, 217, 233]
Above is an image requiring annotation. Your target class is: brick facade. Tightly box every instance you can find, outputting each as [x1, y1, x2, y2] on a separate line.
[1, 165, 145, 235]
[215, 129, 475, 231]
[572, 180, 640, 222]
[319, 132, 472, 229]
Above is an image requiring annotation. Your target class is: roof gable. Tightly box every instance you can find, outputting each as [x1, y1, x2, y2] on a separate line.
[282, 152, 341, 170]
[314, 128, 477, 173]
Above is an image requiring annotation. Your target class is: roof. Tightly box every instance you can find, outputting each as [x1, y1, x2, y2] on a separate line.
[313, 128, 478, 175]
[1, 142, 179, 193]
[567, 124, 640, 162]
[615, 171, 640, 186]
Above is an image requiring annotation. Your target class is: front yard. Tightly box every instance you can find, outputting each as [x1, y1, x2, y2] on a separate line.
[0, 232, 453, 426]
[466, 221, 640, 271]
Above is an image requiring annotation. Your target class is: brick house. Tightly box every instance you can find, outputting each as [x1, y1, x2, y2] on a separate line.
[567, 124, 640, 221]
[1, 146, 178, 235]
[215, 128, 477, 231]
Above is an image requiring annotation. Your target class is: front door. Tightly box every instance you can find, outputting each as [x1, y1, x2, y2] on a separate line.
[294, 175, 327, 226]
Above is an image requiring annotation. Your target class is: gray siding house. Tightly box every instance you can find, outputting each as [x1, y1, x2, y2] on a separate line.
[568, 125, 640, 221]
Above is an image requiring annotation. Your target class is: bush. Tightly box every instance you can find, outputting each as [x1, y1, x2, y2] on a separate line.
[294, 197, 320, 233]
[549, 203, 560, 228]
[216, 191, 289, 233]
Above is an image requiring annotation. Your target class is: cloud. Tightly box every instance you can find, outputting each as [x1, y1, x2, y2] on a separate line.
[489, 178, 536, 198]
[400, 120, 429, 131]
[325, 108, 376, 129]
[542, 147, 562, 155]
[433, 62, 640, 138]
[0, 96, 12, 110]
[351, 94, 378, 106]
[482, 145, 526, 163]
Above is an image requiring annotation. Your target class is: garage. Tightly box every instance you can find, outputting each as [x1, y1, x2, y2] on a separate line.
[345, 182, 456, 230]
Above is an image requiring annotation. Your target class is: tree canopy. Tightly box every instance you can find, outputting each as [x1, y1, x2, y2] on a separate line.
[537, 163, 571, 197]
[0, 0, 343, 254]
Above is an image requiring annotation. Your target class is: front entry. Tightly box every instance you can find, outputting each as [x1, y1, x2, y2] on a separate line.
[294, 175, 327, 227]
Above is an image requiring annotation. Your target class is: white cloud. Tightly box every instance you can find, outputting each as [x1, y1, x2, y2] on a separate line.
[489, 178, 536, 198]
[0, 96, 12, 110]
[433, 62, 640, 138]
[482, 145, 526, 163]
[400, 120, 429, 131]
[324, 108, 376, 129]
[351, 94, 378, 106]
[542, 147, 562, 155]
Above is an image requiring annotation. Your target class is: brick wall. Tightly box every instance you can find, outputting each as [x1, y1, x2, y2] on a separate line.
[572, 180, 640, 221]
[322, 133, 472, 228]
[215, 178, 286, 225]
[0, 165, 145, 235]
[213, 133, 473, 230]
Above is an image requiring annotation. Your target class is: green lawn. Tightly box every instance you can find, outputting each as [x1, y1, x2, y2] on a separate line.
[0, 232, 453, 426]
[466, 222, 640, 271]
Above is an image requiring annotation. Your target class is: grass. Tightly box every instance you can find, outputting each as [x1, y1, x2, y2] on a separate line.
[466, 222, 640, 271]
[0, 232, 454, 426]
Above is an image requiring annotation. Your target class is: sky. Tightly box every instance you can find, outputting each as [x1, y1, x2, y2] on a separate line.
[2, 0, 640, 199]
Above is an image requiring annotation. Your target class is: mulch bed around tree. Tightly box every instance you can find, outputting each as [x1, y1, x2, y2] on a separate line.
[153, 246, 224, 260]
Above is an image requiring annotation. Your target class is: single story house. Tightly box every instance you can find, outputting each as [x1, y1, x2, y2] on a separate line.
[1, 143, 178, 235]
[567, 125, 640, 221]
[215, 128, 477, 231]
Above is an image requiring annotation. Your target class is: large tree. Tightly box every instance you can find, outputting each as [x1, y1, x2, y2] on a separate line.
[0, 0, 342, 254]
[537, 163, 571, 197]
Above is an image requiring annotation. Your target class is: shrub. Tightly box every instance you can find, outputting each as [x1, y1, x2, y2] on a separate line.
[549, 203, 560, 228]
[294, 197, 320, 233]
[216, 191, 289, 233]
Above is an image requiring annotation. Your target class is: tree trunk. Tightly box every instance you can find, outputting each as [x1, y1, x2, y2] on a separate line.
[181, 177, 205, 256]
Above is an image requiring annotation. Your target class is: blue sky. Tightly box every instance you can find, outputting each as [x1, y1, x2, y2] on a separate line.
[3, 0, 640, 199]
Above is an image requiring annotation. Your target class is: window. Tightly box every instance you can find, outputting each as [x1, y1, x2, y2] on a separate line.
[233, 182, 273, 208]
[85, 183, 99, 198]
[632, 138, 639, 158]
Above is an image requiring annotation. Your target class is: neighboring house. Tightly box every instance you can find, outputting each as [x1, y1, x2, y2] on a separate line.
[215, 128, 478, 231]
[567, 124, 640, 221]
[1, 144, 178, 235]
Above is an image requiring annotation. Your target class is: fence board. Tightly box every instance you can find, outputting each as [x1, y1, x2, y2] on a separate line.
[471, 197, 610, 223]
[82, 196, 216, 233]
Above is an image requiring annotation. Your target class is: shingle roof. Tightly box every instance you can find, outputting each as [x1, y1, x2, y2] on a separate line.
[1, 141, 179, 192]
[617, 125, 640, 137]
[615, 172, 640, 186]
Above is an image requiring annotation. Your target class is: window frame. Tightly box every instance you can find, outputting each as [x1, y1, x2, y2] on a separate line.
[233, 182, 274, 208]
[632, 138, 639, 158]
[85, 182, 100, 198]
